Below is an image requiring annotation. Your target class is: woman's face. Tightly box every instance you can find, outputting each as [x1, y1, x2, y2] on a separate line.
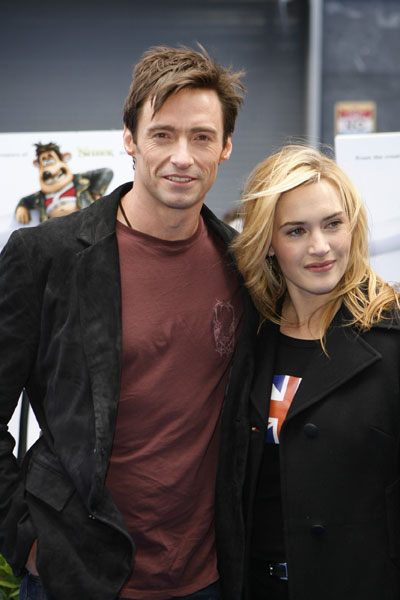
[269, 179, 352, 307]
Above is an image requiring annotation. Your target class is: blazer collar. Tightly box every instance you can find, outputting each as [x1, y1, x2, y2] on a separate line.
[77, 182, 132, 246]
[76, 183, 237, 248]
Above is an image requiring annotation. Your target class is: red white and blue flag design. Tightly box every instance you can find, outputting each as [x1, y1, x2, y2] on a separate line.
[266, 374, 302, 444]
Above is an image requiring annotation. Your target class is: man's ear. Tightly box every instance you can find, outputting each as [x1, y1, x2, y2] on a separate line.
[219, 136, 232, 163]
[123, 125, 136, 157]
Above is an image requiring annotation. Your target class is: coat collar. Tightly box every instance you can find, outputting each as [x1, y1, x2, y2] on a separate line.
[286, 320, 381, 421]
[250, 304, 398, 427]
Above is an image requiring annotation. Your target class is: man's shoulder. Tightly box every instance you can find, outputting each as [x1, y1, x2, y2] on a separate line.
[201, 204, 237, 246]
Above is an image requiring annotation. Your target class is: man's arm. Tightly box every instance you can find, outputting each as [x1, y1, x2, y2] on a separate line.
[0, 231, 41, 573]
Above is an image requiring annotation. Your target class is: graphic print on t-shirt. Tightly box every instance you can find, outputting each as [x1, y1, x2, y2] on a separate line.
[213, 299, 238, 357]
[266, 375, 302, 444]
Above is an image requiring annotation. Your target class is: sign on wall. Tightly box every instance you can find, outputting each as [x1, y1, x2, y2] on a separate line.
[335, 132, 400, 285]
[334, 101, 376, 135]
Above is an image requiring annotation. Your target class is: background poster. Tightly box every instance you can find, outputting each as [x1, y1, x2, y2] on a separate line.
[0, 130, 133, 249]
[1, 130, 133, 453]
[335, 132, 400, 285]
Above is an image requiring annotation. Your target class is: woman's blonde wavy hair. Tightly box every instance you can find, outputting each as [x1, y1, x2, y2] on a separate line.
[231, 144, 399, 340]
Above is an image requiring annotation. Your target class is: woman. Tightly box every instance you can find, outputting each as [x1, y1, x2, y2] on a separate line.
[231, 145, 400, 600]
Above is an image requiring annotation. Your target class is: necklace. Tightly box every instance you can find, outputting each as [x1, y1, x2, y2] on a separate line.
[119, 197, 132, 228]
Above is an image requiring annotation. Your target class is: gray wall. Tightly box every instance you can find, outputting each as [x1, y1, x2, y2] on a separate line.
[0, 0, 307, 217]
[322, 0, 400, 146]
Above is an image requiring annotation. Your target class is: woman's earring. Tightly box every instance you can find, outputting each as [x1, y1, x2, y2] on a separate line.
[266, 254, 274, 272]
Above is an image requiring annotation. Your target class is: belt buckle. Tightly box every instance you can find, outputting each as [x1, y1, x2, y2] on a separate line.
[269, 561, 288, 581]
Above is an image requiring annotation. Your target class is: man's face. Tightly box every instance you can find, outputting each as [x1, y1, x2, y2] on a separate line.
[123, 88, 232, 213]
[38, 150, 73, 194]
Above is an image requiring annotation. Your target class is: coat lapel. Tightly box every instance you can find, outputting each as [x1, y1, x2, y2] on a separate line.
[286, 320, 382, 421]
[251, 310, 386, 428]
[249, 320, 280, 428]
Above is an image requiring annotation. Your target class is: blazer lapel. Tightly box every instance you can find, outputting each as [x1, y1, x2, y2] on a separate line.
[76, 186, 131, 494]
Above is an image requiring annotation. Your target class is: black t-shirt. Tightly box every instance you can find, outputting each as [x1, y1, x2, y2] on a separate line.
[251, 332, 319, 561]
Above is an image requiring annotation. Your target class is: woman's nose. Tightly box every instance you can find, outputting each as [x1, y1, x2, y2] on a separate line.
[309, 231, 330, 255]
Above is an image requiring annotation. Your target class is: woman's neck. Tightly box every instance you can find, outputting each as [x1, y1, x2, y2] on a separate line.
[280, 294, 340, 340]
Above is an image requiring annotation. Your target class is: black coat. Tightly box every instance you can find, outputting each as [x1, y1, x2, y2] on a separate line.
[239, 307, 400, 600]
[0, 183, 259, 600]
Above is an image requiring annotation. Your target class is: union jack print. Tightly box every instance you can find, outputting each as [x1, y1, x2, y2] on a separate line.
[266, 374, 302, 444]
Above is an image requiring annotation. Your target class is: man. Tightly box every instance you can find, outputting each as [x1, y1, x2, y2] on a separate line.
[0, 46, 258, 600]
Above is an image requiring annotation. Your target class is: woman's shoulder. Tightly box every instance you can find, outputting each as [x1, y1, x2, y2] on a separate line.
[374, 307, 400, 331]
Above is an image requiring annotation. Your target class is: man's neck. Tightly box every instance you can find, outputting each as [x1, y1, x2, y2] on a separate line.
[117, 187, 202, 241]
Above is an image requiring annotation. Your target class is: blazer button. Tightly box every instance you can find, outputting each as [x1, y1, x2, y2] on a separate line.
[311, 524, 325, 535]
[304, 423, 319, 438]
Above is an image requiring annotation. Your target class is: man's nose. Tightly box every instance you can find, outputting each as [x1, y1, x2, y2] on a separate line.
[170, 140, 194, 169]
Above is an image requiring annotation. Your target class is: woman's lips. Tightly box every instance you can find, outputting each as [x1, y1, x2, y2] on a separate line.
[305, 260, 335, 272]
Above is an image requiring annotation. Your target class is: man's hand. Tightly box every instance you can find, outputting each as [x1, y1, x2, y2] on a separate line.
[26, 539, 39, 575]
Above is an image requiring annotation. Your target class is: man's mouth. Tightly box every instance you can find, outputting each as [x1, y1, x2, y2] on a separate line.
[42, 168, 67, 184]
[164, 175, 195, 183]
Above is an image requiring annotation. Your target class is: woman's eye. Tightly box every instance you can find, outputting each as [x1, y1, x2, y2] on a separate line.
[327, 220, 341, 229]
[287, 227, 304, 236]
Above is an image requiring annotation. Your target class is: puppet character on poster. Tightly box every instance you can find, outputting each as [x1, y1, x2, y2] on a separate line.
[15, 142, 113, 223]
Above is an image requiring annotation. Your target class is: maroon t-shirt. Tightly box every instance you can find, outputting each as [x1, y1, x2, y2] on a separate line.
[106, 217, 243, 599]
